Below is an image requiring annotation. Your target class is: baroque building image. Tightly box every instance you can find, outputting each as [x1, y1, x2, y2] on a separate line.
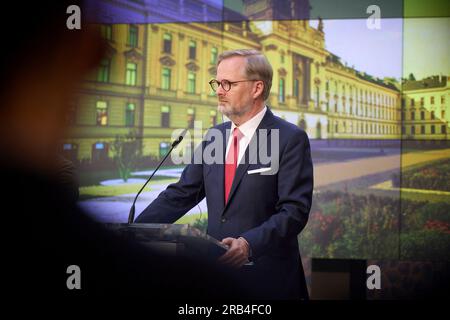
[63, 20, 449, 163]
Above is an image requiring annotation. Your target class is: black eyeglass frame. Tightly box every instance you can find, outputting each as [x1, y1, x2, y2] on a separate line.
[209, 79, 262, 92]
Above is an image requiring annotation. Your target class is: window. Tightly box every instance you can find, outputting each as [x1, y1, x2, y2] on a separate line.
[293, 79, 299, 99]
[411, 111, 415, 120]
[97, 58, 110, 82]
[92, 142, 109, 162]
[210, 110, 217, 127]
[421, 125, 425, 134]
[441, 95, 445, 104]
[402, 126, 406, 134]
[100, 24, 112, 40]
[62, 143, 78, 163]
[96, 101, 108, 126]
[161, 105, 170, 128]
[401, 111, 405, 120]
[411, 126, 415, 135]
[278, 78, 285, 103]
[189, 40, 196, 60]
[128, 25, 138, 47]
[315, 86, 320, 108]
[159, 142, 170, 158]
[401, 98, 405, 108]
[187, 108, 195, 128]
[316, 122, 322, 139]
[442, 125, 447, 134]
[66, 100, 77, 125]
[210, 47, 218, 64]
[431, 111, 435, 120]
[431, 125, 435, 134]
[430, 96, 435, 104]
[125, 62, 137, 86]
[187, 72, 196, 93]
[420, 111, 425, 120]
[125, 103, 135, 127]
[163, 33, 172, 54]
[161, 67, 171, 90]
[411, 98, 415, 107]
[442, 110, 446, 118]
[420, 97, 424, 106]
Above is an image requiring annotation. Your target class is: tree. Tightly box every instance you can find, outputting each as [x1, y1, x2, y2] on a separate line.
[191, 217, 208, 233]
[408, 73, 416, 81]
[111, 130, 141, 182]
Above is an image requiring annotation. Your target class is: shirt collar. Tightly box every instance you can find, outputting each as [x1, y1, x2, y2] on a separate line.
[230, 106, 267, 139]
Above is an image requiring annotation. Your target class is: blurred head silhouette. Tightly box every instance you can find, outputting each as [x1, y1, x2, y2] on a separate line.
[0, 1, 104, 173]
[0, 2, 253, 300]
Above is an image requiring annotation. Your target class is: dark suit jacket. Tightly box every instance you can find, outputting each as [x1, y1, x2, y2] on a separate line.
[136, 107, 314, 299]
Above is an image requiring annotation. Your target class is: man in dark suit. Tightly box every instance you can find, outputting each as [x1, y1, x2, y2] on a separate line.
[136, 49, 314, 299]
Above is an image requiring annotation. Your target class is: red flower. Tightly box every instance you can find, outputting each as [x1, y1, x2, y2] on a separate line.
[424, 219, 450, 233]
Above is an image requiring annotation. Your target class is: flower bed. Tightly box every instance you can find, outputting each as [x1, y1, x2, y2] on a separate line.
[392, 159, 450, 192]
[299, 191, 450, 261]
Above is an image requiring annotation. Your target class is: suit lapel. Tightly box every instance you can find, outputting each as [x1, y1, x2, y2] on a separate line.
[221, 108, 276, 215]
[212, 122, 230, 213]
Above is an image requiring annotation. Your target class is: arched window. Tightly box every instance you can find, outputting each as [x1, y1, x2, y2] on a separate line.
[62, 143, 78, 163]
[163, 33, 172, 54]
[316, 122, 322, 139]
[125, 103, 135, 127]
[92, 142, 109, 163]
[278, 78, 285, 103]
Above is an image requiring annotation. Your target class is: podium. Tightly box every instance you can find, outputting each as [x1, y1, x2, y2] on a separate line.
[105, 223, 228, 260]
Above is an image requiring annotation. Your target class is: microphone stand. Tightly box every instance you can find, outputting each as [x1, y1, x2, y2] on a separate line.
[127, 130, 186, 224]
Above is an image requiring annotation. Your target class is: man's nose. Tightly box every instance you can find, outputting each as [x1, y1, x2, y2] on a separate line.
[216, 84, 226, 96]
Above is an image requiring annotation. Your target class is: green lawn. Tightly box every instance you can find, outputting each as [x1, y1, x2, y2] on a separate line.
[399, 190, 450, 204]
[349, 187, 450, 205]
[175, 213, 207, 225]
[78, 165, 184, 186]
[79, 178, 178, 200]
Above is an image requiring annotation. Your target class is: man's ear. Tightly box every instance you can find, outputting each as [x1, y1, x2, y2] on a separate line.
[252, 81, 264, 100]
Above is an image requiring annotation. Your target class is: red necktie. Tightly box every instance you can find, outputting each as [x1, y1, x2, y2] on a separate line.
[224, 127, 243, 204]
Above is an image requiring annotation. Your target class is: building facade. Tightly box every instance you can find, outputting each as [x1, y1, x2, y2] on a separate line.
[62, 18, 446, 163]
[401, 76, 449, 140]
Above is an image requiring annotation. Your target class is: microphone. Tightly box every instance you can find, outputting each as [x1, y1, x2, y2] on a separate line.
[127, 129, 188, 224]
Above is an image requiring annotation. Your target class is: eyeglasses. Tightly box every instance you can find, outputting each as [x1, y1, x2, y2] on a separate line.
[209, 79, 261, 92]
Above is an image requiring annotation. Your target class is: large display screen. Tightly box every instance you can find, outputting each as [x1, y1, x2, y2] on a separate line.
[67, 0, 449, 267]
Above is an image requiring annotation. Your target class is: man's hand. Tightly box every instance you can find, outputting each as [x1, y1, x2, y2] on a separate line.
[218, 237, 250, 268]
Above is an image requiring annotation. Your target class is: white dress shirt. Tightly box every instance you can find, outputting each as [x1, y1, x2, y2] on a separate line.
[225, 106, 267, 164]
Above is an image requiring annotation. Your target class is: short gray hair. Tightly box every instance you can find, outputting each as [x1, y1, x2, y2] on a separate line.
[217, 49, 273, 101]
